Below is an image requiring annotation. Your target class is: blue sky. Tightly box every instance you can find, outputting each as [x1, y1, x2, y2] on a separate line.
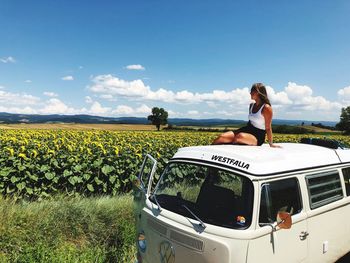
[1, 0, 349, 121]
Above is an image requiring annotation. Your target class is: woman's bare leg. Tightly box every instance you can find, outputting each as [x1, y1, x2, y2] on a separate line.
[233, 133, 258, 146]
[212, 131, 235, 144]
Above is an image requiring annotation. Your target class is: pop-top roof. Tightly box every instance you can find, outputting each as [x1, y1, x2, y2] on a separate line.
[171, 143, 350, 176]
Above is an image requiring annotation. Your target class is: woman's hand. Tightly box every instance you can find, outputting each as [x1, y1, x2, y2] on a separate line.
[269, 143, 282, 148]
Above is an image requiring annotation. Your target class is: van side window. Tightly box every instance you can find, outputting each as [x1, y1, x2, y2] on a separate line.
[341, 167, 350, 196]
[259, 178, 302, 225]
[306, 171, 343, 209]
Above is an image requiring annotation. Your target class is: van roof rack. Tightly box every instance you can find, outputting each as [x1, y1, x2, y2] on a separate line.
[300, 138, 348, 149]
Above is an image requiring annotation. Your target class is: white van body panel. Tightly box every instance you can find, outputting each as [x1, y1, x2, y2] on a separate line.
[139, 207, 249, 263]
[135, 142, 350, 263]
[247, 212, 308, 263]
[172, 143, 343, 175]
[306, 198, 350, 263]
[335, 148, 350, 162]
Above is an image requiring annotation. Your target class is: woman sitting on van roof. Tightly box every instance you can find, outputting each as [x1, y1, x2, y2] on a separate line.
[212, 83, 280, 147]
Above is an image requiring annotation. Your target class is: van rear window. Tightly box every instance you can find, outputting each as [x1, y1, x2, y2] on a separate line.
[306, 171, 343, 209]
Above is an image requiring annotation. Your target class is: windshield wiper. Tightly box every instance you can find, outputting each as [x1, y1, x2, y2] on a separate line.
[181, 204, 206, 229]
[150, 194, 162, 212]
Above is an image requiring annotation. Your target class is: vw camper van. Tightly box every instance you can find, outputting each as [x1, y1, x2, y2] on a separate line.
[134, 139, 350, 263]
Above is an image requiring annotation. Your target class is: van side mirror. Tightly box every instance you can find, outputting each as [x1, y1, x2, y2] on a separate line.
[133, 177, 141, 188]
[133, 178, 146, 193]
[276, 211, 292, 229]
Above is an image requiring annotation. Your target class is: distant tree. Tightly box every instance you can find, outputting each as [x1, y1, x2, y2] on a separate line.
[301, 122, 305, 126]
[147, 107, 168, 131]
[336, 106, 350, 134]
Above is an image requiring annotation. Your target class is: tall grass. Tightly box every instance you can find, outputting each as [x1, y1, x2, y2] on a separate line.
[0, 195, 136, 263]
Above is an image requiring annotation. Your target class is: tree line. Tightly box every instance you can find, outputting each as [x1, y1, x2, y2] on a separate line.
[147, 106, 350, 134]
[336, 106, 350, 134]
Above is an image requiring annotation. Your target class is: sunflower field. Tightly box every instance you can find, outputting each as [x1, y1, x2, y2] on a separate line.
[0, 130, 214, 199]
[0, 129, 349, 199]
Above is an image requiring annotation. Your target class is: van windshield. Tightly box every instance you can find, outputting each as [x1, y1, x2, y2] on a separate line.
[153, 162, 254, 229]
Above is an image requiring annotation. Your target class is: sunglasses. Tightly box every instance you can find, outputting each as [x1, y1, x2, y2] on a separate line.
[250, 89, 257, 94]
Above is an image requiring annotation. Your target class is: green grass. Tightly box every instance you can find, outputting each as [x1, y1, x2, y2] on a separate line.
[0, 195, 136, 263]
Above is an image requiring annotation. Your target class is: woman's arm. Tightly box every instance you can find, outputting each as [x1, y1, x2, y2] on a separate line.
[262, 105, 280, 148]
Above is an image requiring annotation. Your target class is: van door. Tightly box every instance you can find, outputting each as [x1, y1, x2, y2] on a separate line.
[305, 170, 347, 262]
[133, 154, 157, 224]
[247, 178, 308, 263]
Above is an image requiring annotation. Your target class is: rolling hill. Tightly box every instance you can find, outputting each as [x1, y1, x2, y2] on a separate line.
[0, 112, 337, 127]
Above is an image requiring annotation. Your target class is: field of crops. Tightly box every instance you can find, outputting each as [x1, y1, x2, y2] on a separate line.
[0, 129, 349, 199]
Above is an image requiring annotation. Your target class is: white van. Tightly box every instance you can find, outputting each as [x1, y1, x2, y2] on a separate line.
[134, 139, 350, 263]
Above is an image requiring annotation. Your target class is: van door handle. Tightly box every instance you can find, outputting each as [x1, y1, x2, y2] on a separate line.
[299, 231, 309, 240]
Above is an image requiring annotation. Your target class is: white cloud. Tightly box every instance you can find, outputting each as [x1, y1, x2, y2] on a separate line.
[135, 104, 152, 114]
[88, 76, 341, 115]
[1, 56, 16, 63]
[88, 75, 253, 105]
[43, 100, 87, 115]
[283, 82, 341, 111]
[24, 80, 32, 83]
[111, 104, 152, 116]
[285, 82, 313, 101]
[62, 75, 74, 81]
[112, 105, 134, 115]
[43, 91, 58, 97]
[298, 96, 342, 111]
[206, 101, 218, 108]
[198, 88, 251, 104]
[38, 98, 76, 114]
[338, 86, 350, 97]
[83, 97, 148, 116]
[89, 101, 111, 115]
[0, 90, 40, 106]
[0, 88, 92, 115]
[285, 111, 303, 117]
[84, 95, 110, 115]
[145, 88, 175, 102]
[338, 86, 350, 105]
[3, 75, 327, 120]
[0, 89, 46, 114]
[165, 109, 177, 118]
[125, 64, 145, 70]
[188, 110, 199, 115]
[89, 75, 150, 97]
[266, 86, 292, 105]
[0, 106, 37, 114]
[38, 98, 68, 114]
[99, 94, 116, 101]
[174, 90, 198, 103]
[216, 110, 236, 117]
[85, 96, 93, 104]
